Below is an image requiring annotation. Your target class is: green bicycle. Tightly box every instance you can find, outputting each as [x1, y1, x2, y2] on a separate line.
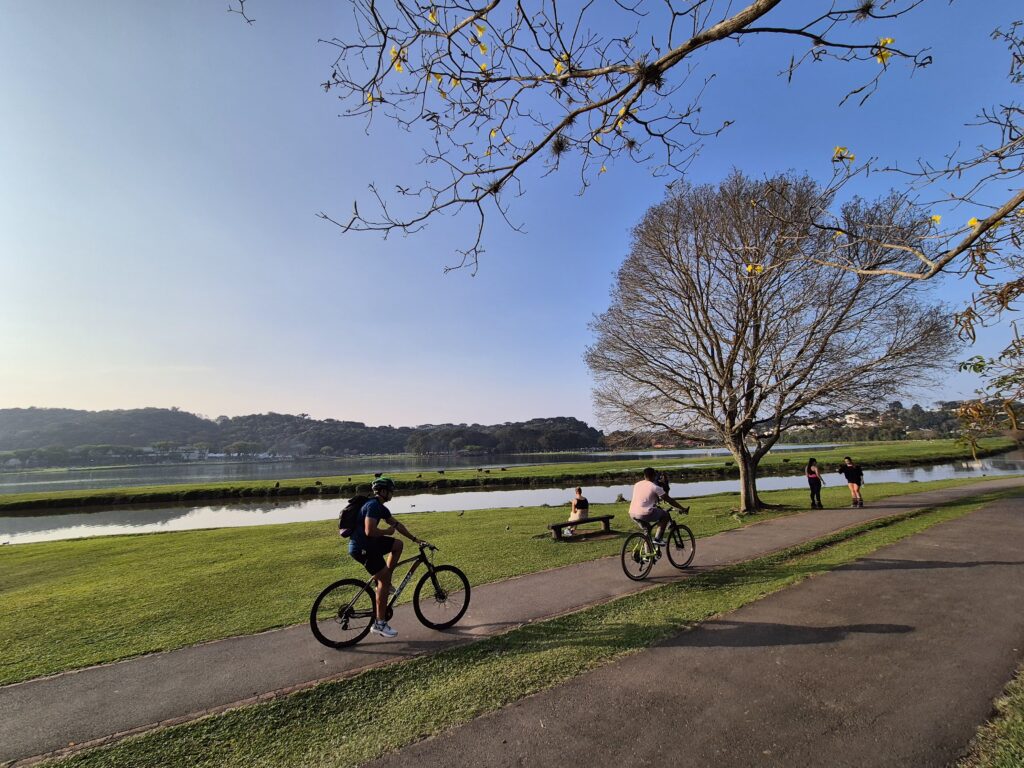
[620, 509, 696, 580]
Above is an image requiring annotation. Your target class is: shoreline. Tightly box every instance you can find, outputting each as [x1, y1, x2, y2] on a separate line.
[0, 439, 1013, 516]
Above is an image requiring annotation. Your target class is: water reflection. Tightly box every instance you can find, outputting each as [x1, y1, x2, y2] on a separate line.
[2, 452, 1021, 545]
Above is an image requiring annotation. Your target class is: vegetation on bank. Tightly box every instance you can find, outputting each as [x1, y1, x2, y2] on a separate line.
[0, 408, 602, 464]
[0, 438, 1013, 514]
[960, 663, 1024, 768]
[0, 476, 1009, 686]
[48, 488, 1020, 768]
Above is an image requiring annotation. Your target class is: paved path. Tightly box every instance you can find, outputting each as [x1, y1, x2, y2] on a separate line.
[2, 478, 1022, 765]
[368, 494, 1024, 768]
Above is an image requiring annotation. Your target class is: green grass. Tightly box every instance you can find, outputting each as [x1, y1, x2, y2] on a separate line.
[959, 665, 1024, 768]
[0, 476, 1005, 686]
[49, 487, 1020, 768]
[0, 438, 1012, 513]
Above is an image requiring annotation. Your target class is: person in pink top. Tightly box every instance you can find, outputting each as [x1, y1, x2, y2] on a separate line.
[628, 467, 689, 544]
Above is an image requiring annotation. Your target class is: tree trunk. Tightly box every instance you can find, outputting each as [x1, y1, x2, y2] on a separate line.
[728, 443, 763, 513]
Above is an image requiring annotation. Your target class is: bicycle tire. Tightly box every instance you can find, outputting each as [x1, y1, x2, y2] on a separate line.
[309, 578, 376, 648]
[621, 531, 655, 580]
[666, 523, 696, 569]
[413, 565, 471, 629]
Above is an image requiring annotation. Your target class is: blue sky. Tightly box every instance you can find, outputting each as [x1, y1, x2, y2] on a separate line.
[0, 1, 1018, 427]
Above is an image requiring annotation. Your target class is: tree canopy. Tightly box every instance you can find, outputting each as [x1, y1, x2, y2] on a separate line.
[586, 172, 958, 511]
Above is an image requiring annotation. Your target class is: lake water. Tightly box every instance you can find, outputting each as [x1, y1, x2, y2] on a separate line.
[0, 444, 838, 495]
[3, 452, 1021, 545]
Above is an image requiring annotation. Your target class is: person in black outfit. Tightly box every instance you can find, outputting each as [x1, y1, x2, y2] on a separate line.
[565, 487, 590, 536]
[838, 456, 865, 507]
[806, 458, 825, 509]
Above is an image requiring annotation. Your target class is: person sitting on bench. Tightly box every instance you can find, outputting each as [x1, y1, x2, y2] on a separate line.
[564, 487, 589, 537]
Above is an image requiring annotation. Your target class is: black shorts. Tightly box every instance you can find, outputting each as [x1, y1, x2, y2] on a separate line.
[351, 536, 397, 575]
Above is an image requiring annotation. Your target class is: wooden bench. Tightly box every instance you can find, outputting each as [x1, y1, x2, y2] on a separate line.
[548, 514, 615, 541]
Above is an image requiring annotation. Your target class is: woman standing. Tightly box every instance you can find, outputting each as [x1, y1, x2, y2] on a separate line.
[806, 458, 825, 509]
[839, 456, 865, 507]
[565, 487, 590, 536]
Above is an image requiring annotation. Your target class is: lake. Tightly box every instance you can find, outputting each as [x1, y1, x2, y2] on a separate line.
[2, 451, 1020, 545]
[0, 444, 838, 495]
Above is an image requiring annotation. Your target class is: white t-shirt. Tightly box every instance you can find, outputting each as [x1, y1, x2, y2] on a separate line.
[629, 479, 666, 518]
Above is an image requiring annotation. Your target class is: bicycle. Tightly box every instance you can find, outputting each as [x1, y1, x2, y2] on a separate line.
[310, 541, 470, 648]
[620, 508, 696, 580]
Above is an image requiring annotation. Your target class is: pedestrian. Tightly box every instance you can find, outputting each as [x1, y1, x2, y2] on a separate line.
[564, 487, 589, 537]
[806, 457, 825, 509]
[838, 456, 865, 507]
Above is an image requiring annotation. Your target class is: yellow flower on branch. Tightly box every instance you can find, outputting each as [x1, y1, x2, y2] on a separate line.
[440, 89, 448, 99]
[428, 9, 437, 24]
[475, 23, 486, 37]
[432, 72, 443, 85]
[480, 62, 488, 72]
[554, 59, 564, 75]
[968, 217, 980, 229]
[390, 45, 399, 61]
[594, 134, 602, 143]
[875, 37, 894, 65]
[490, 128, 498, 139]
[832, 145, 855, 163]
[395, 60, 404, 73]
[599, 165, 607, 174]
[745, 264, 764, 274]
[616, 119, 624, 131]
[930, 214, 942, 225]
[479, 42, 488, 55]
[366, 93, 374, 103]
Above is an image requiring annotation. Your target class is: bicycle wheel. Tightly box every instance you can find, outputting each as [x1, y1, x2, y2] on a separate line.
[666, 523, 696, 569]
[621, 532, 655, 580]
[309, 578, 376, 648]
[413, 565, 471, 629]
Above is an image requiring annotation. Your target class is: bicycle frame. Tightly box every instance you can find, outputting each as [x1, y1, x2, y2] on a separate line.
[341, 545, 439, 616]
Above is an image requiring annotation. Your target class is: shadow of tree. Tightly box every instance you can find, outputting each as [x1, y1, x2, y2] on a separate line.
[659, 619, 914, 648]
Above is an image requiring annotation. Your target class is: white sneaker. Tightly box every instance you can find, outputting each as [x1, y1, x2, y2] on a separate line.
[371, 621, 398, 638]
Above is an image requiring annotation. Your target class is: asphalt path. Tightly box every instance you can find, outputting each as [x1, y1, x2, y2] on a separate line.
[2, 478, 1022, 765]
[367, 495, 1024, 768]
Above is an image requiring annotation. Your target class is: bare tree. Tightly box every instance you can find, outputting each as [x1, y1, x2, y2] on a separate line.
[297, 0, 940, 269]
[585, 173, 958, 513]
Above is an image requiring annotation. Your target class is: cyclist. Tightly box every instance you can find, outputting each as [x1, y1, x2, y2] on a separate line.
[348, 476, 423, 639]
[629, 467, 689, 544]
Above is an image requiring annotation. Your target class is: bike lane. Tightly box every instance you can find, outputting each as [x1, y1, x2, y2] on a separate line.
[2, 478, 1022, 765]
[366, 494, 1024, 768]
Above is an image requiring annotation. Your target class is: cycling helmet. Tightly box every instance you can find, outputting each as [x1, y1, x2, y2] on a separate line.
[371, 476, 396, 492]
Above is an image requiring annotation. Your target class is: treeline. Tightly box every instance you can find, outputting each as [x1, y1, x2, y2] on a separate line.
[0, 408, 602, 468]
[784, 401, 965, 444]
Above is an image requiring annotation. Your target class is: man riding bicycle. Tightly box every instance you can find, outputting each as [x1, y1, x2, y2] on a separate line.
[629, 467, 689, 544]
[348, 477, 423, 639]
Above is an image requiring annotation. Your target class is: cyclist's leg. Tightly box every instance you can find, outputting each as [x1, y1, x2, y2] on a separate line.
[653, 507, 670, 541]
[386, 537, 403, 568]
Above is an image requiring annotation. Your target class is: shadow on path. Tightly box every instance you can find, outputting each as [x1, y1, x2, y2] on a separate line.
[662, 619, 914, 648]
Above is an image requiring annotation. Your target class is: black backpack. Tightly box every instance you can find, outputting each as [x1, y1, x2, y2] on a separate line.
[339, 495, 369, 538]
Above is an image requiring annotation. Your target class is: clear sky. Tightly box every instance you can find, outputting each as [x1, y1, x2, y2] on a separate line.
[0, 1, 1018, 427]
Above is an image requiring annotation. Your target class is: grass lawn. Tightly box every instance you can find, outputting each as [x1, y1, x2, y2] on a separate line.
[47, 486, 1021, 768]
[0, 437, 1012, 513]
[0, 476, 1010, 686]
[959, 664, 1024, 768]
